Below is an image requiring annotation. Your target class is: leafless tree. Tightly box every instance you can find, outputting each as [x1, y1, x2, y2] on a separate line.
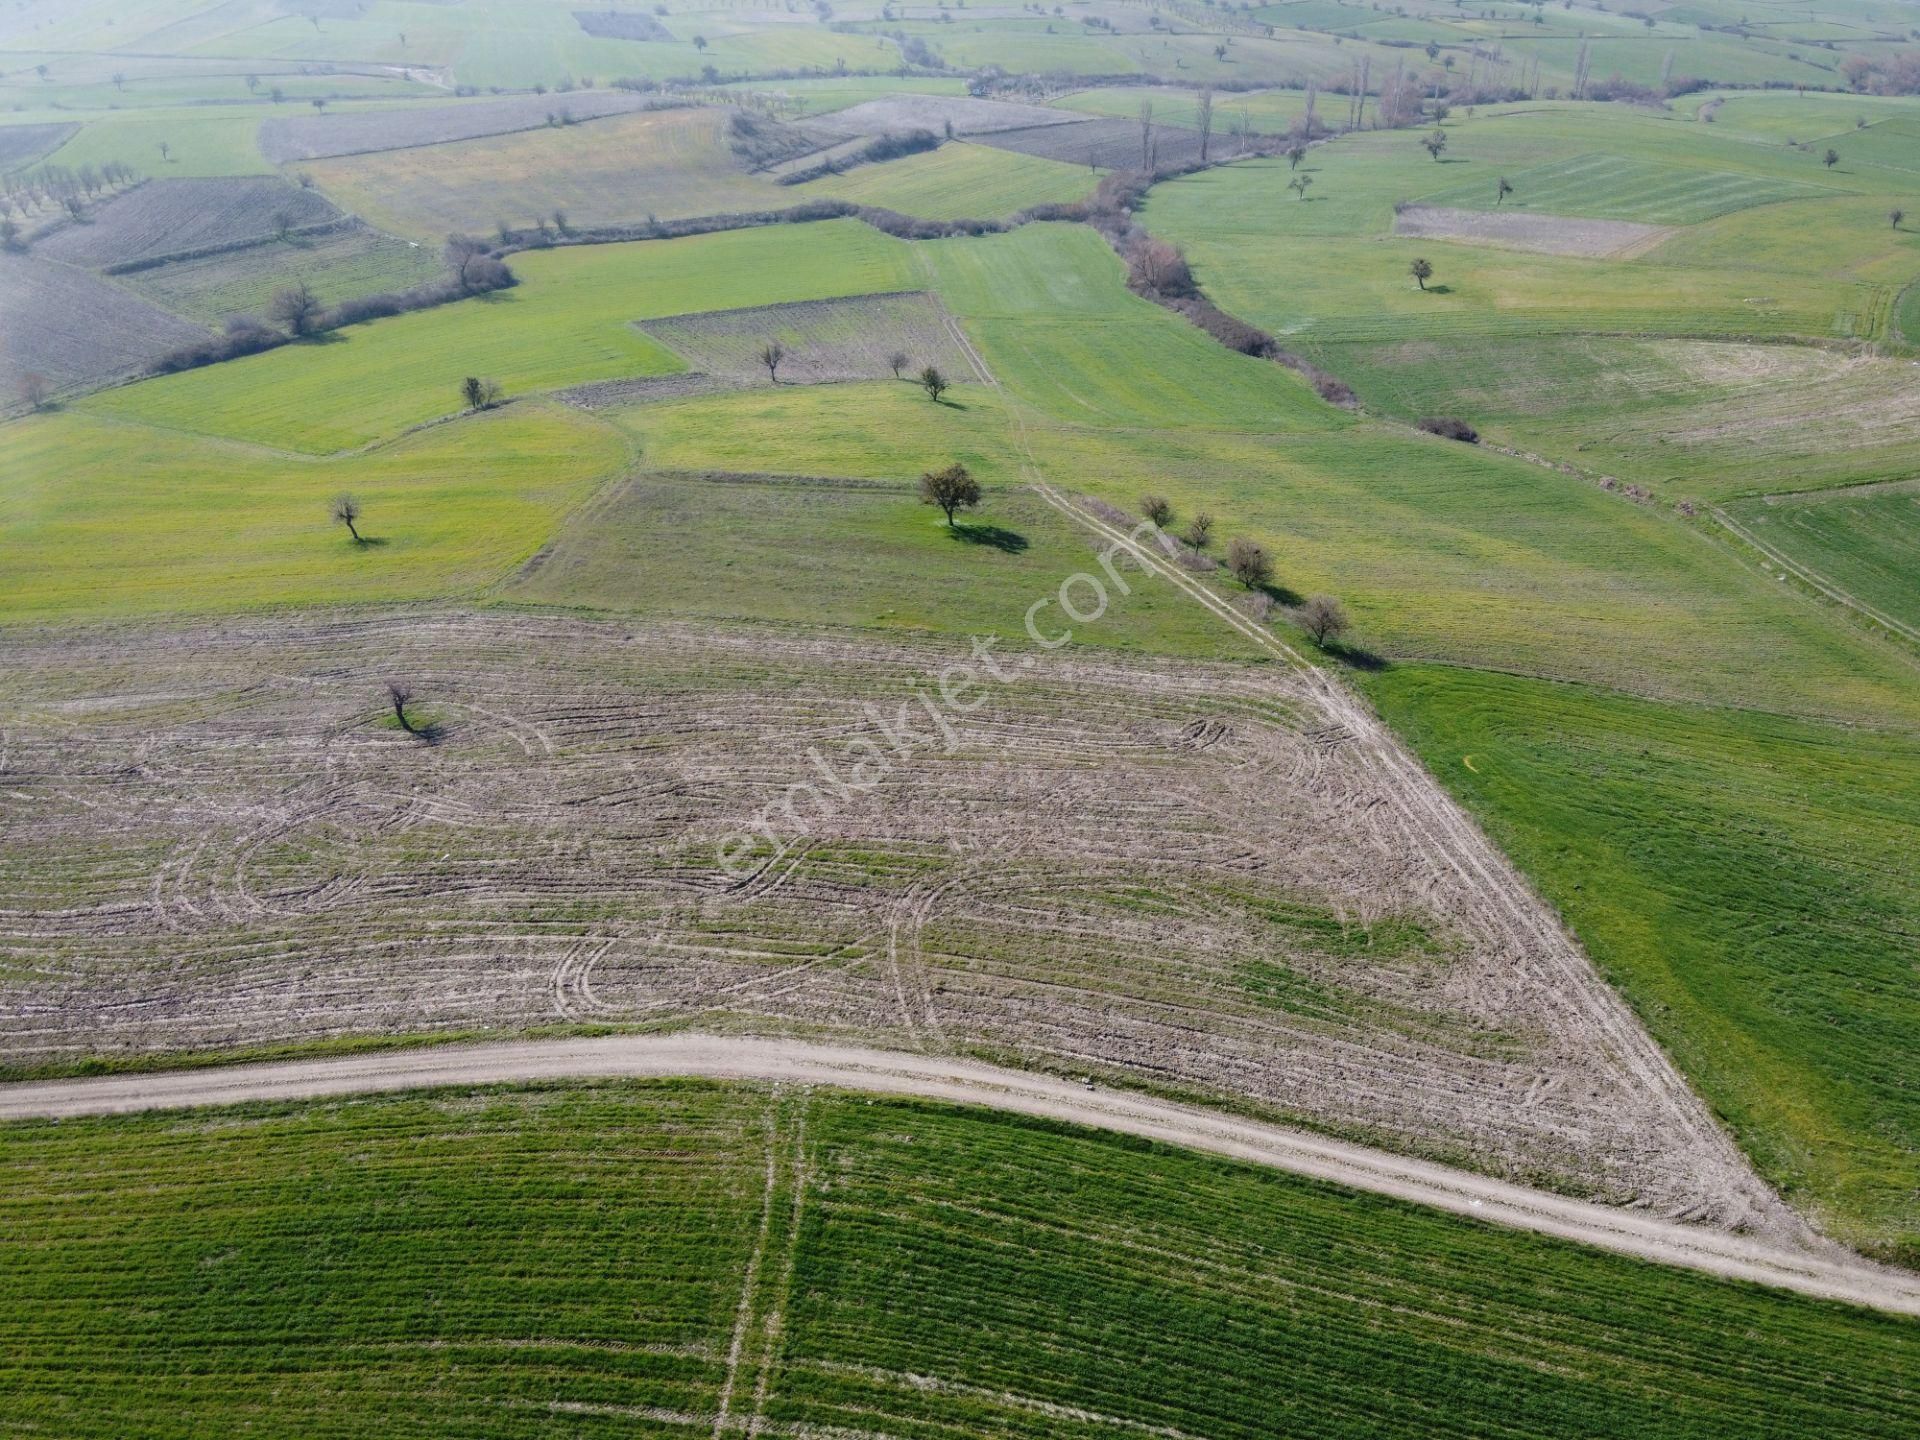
[273, 207, 294, 241]
[1409, 257, 1433, 290]
[1226, 537, 1272, 590]
[19, 372, 51, 411]
[919, 365, 949, 403]
[1423, 129, 1447, 161]
[158, 139, 171, 162]
[386, 682, 417, 734]
[1183, 511, 1214, 549]
[1824, 148, 1839, 169]
[1138, 98, 1155, 170]
[888, 350, 911, 378]
[1196, 88, 1215, 164]
[268, 280, 323, 336]
[919, 462, 981, 526]
[1496, 176, 1513, 205]
[1294, 595, 1350, 646]
[1894, 208, 1906, 230]
[759, 340, 786, 382]
[1140, 494, 1173, 527]
[331, 493, 364, 544]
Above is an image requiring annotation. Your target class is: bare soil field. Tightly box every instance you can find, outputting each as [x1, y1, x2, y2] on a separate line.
[0, 609, 1789, 1232]
[574, 8, 674, 41]
[1392, 205, 1675, 259]
[818, 94, 1081, 136]
[0, 121, 76, 171]
[975, 117, 1256, 171]
[257, 90, 663, 164]
[35, 178, 342, 269]
[637, 291, 985, 386]
[0, 254, 203, 400]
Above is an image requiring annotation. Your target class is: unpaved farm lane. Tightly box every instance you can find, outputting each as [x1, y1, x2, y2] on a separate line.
[5, 1035, 1918, 1317]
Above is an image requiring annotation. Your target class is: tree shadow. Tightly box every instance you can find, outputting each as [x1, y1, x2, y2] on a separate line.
[348, 535, 390, 547]
[948, 522, 1028, 553]
[1252, 579, 1302, 607]
[931, 395, 969, 410]
[1423, 284, 1453, 295]
[1325, 641, 1388, 672]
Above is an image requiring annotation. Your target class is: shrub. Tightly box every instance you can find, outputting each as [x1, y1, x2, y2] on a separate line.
[1418, 416, 1479, 443]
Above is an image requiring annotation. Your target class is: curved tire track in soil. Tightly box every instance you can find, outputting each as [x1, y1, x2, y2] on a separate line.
[3, 1033, 1917, 1316]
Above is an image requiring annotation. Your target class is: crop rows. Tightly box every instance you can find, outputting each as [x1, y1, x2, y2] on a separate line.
[0, 609, 1765, 1217]
[2, 1083, 1912, 1438]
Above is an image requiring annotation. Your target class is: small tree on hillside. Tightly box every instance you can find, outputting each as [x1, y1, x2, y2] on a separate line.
[1294, 594, 1350, 646]
[268, 280, 323, 336]
[1495, 176, 1513, 205]
[920, 364, 949, 403]
[1226, 537, 1272, 590]
[273, 207, 294, 241]
[0, 218, 21, 253]
[461, 375, 502, 410]
[888, 350, 911, 379]
[1892, 208, 1906, 230]
[331, 493, 364, 544]
[1140, 494, 1173, 527]
[1409, 257, 1434, 290]
[1824, 147, 1839, 169]
[1286, 142, 1307, 170]
[759, 339, 786, 383]
[919, 462, 981, 527]
[19, 371, 50, 411]
[158, 139, 172, 162]
[1423, 128, 1447, 161]
[1288, 174, 1313, 201]
[1183, 511, 1214, 549]
[693, 33, 708, 50]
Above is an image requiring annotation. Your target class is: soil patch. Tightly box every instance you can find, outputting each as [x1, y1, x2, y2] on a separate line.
[1392, 204, 1674, 259]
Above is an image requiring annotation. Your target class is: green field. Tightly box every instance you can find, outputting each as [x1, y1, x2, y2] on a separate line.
[1365, 664, 1920, 1260]
[83, 220, 920, 452]
[506, 437, 1258, 660]
[1412, 152, 1827, 224]
[123, 226, 443, 327]
[0, 404, 627, 622]
[1724, 480, 1920, 634]
[795, 141, 1096, 221]
[4, 1082, 1914, 1436]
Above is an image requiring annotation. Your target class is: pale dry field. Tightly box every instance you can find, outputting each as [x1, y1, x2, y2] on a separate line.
[0, 609, 1785, 1230]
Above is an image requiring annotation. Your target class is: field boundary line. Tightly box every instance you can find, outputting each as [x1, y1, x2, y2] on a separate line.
[3, 1034, 1917, 1315]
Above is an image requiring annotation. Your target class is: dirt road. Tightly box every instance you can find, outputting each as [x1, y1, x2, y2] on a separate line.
[5, 1034, 1918, 1317]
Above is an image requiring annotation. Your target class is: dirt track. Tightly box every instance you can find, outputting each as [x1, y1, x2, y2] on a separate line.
[4, 1033, 1916, 1316]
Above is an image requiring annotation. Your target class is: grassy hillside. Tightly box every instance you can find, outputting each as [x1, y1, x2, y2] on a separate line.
[3, 1082, 1914, 1436]
[1364, 664, 1920, 1260]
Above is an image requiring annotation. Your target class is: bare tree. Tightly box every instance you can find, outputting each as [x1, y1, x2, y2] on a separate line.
[19, 372, 50, 411]
[1226, 537, 1272, 590]
[157, 139, 172, 163]
[1196, 87, 1215, 164]
[1894, 208, 1907, 231]
[273, 207, 294, 242]
[1, 218, 23, 253]
[1288, 174, 1313, 201]
[888, 350, 911, 379]
[311, 97, 329, 114]
[759, 339, 786, 383]
[1294, 595, 1349, 646]
[386, 681, 417, 734]
[919, 462, 981, 526]
[268, 280, 323, 336]
[331, 493, 364, 544]
[1422, 128, 1447, 161]
[1495, 176, 1513, 205]
[1183, 512, 1214, 548]
[1824, 148, 1839, 169]
[1409, 257, 1433, 290]
[1138, 98, 1155, 171]
[919, 365, 949, 403]
[1286, 142, 1307, 170]
[1140, 494, 1174, 527]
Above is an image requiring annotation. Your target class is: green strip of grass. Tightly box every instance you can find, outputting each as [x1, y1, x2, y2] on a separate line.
[1361, 663, 1920, 1261]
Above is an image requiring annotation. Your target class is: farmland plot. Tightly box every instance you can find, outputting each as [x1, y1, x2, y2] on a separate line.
[0, 610, 1790, 1230]
[119, 222, 442, 326]
[1391, 204, 1673, 259]
[635, 291, 985, 387]
[974, 117, 1261, 172]
[1724, 479, 1920, 636]
[256, 89, 667, 163]
[0, 254, 203, 401]
[0, 121, 76, 170]
[1412, 153, 1828, 226]
[817, 93, 1081, 135]
[35, 177, 341, 269]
